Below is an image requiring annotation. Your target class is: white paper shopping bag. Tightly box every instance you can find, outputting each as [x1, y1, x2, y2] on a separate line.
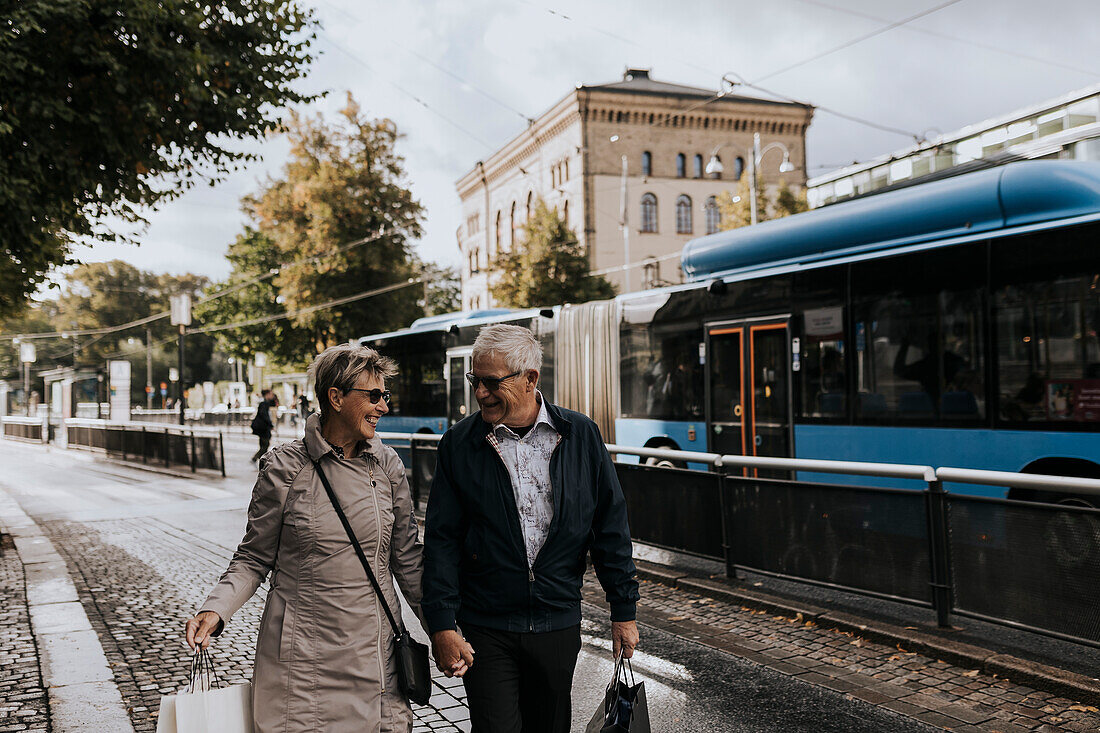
[174, 682, 253, 733]
[155, 692, 179, 733]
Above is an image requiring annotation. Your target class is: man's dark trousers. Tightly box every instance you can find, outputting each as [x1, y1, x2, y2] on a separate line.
[461, 624, 581, 733]
[251, 432, 271, 462]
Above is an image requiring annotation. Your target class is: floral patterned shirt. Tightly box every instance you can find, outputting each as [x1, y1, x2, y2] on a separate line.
[486, 393, 560, 568]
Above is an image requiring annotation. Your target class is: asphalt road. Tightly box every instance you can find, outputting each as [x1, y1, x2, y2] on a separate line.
[0, 436, 942, 732]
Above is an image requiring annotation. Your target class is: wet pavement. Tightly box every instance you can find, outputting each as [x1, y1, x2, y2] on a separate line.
[1, 435, 1098, 732]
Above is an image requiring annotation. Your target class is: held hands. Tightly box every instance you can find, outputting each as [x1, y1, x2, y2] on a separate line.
[611, 620, 639, 659]
[184, 611, 222, 651]
[431, 629, 475, 678]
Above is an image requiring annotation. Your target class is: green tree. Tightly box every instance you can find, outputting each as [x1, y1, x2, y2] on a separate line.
[199, 97, 427, 367]
[490, 200, 616, 308]
[417, 261, 462, 317]
[0, 0, 318, 320]
[718, 180, 809, 231]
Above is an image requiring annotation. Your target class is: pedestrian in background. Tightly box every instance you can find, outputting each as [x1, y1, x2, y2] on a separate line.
[423, 324, 640, 733]
[184, 343, 425, 732]
[298, 392, 310, 422]
[250, 389, 274, 463]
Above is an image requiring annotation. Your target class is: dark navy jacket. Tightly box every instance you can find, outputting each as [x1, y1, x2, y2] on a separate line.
[422, 401, 639, 634]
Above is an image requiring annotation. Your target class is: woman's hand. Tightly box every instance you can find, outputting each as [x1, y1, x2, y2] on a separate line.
[185, 611, 222, 651]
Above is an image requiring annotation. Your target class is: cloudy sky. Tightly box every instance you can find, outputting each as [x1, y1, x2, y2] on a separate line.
[77, 0, 1100, 282]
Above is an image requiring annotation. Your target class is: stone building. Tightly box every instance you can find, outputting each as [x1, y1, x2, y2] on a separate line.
[455, 69, 814, 309]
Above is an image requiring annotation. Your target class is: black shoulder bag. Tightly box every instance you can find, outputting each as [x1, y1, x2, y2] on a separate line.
[312, 459, 432, 706]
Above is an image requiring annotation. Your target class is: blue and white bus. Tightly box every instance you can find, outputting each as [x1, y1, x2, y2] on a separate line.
[363, 160, 1100, 505]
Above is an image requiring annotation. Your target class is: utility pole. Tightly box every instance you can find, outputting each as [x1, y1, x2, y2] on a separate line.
[146, 327, 153, 409]
[619, 154, 631, 293]
[170, 293, 192, 426]
[750, 132, 761, 226]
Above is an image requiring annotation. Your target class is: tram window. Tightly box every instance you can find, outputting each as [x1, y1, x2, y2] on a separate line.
[620, 323, 704, 420]
[994, 225, 1100, 424]
[386, 336, 447, 417]
[852, 247, 986, 422]
[796, 306, 847, 419]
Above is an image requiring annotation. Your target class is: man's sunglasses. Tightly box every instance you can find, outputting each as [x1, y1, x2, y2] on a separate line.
[465, 371, 522, 391]
[346, 388, 392, 405]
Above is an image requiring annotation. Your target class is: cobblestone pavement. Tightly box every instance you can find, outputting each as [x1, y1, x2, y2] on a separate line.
[582, 574, 1100, 732]
[41, 517, 468, 732]
[0, 533, 50, 733]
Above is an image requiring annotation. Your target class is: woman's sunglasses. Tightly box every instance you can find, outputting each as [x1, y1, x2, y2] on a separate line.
[465, 371, 522, 391]
[346, 388, 392, 404]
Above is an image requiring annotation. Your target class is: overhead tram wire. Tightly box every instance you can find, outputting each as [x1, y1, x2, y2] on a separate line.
[753, 0, 968, 85]
[317, 34, 496, 151]
[0, 232, 391, 345]
[316, 0, 534, 125]
[790, 0, 1099, 77]
[187, 278, 423, 335]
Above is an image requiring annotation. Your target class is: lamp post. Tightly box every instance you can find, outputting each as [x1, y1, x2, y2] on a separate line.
[609, 135, 632, 293]
[706, 132, 795, 226]
[16, 338, 35, 416]
[170, 293, 192, 425]
[254, 352, 267, 395]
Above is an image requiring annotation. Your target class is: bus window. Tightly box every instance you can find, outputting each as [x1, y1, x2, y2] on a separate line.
[853, 246, 986, 422]
[796, 305, 846, 419]
[620, 322, 704, 421]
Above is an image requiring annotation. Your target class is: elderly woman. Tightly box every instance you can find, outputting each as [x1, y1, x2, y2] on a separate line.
[184, 344, 427, 732]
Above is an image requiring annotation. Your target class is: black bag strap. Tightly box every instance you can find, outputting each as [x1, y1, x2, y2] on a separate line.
[312, 458, 402, 637]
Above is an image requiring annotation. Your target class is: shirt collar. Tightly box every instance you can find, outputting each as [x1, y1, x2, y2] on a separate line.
[303, 411, 381, 463]
[492, 391, 555, 440]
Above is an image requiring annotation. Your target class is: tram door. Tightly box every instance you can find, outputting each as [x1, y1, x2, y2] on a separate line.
[446, 348, 474, 425]
[706, 318, 793, 468]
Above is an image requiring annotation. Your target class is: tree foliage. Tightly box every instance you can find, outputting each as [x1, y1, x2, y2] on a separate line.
[0, 0, 319, 320]
[197, 97, 427, 368]
[490, 200, 616, 308]
[417, 261, 462, 317]
[718, 180, 809, 231]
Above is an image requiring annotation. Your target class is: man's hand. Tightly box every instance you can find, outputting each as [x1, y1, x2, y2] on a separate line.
[184, 611, 222, 651]
[431, 629, 475, 678]
[611, 620, 639, 659]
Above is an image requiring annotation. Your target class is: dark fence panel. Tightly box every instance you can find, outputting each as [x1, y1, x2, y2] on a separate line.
[948, 496, 1100, 644]
[2, 420, 44, 442]
[614, 463, 725, 560]
[723, 476, 932, 604]
[64, 422, 224, 477]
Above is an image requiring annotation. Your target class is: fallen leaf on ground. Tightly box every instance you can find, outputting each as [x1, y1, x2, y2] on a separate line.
[1068, 705, 1099, 712]
[962, 670, 980, 677]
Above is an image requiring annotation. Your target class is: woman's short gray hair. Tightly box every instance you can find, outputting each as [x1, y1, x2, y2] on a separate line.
[472, 324, 542, 372]
[308, 343, 398, 422]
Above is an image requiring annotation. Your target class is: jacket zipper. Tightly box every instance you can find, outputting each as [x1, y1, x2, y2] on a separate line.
[367, 460, 385, 694]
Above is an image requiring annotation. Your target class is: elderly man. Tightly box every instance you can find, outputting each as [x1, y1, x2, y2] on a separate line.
[423, 324, 640, 733]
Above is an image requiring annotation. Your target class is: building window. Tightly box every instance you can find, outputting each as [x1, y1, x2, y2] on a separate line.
[693, 154, 703, 178]
[510, 202, 517, 248]
[564, 159, 569, 180]
[494, 210, 502, 255]
[642, 151, 652, 177]
[469, 247, 480, 274]
[676, 195, 693, 234]
[705, 196, 721, 234]
[526, 191, 534, 220]
[640, 193, 658, 233]
[676, 153, 686, 178]
[733, 156, 745, 180]
[562, 200, 569, 226]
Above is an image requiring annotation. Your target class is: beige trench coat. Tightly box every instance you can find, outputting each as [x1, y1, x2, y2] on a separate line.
[200, 413, 424, 732]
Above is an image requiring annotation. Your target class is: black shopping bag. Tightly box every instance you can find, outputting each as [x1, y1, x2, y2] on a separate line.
[585, 655, 650, 733]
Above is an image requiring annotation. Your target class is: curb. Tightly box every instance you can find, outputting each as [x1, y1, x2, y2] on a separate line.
[0, 487, 136, 733]
[634, 560, 1100, 707]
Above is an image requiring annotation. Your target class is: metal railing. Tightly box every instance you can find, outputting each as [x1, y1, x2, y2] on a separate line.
[381, 431, 1100, 649]
[1, 416, 48, 444]
[64, 419, 226, 477]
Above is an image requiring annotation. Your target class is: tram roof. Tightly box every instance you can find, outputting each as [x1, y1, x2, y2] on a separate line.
[358, 308, 545, 343]
[681, 160, 1100, 282]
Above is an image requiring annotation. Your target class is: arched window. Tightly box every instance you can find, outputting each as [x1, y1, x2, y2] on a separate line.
[675, 153, 686, 178]
[733, 156, 745, 180]
[693, 154, 703, 178]
[510, 201, 517, 248]
[676, 195, 693, 234]
[705, 196, 721, 234]
[562, 200, 569, 226]
[640, 193, 658, 233]
[526, 191, 534, 220]
[469, 247, 480, 274]
[564, 159, 569, 181]
[494, 210, 502, 255]
[641, 151, 652, 177]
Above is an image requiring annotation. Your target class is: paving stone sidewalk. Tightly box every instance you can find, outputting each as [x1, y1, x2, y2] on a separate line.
[41, 517, 468, 732]
[580, 573, 1100, 732]
[0, 533, 50, 733]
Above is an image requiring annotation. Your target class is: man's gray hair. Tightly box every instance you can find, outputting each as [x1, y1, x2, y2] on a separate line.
[308, 343, 398, 422]
[472, 324, 542, 372]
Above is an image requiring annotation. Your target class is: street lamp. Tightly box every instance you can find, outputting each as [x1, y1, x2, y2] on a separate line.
[170, 293, 192, 425]
[706, 132, 795, 226]
[254, 352, 267, 395]
[609, 135, 631, 293]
